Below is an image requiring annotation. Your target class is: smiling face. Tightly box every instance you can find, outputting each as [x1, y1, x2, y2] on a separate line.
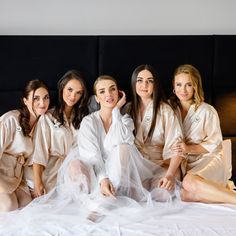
[24, 87, 50, 117]
[174, 72, 194, 103]
[135, 69, 154, 100]
[62, 79, 84, 108]
[95, 79, 119, 109]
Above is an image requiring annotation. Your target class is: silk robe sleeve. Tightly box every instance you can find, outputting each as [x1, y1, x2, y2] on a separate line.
[30, 114, 50, 166]
[200, 105, 223, 153]
[162, 104, 184, 160]
[0, 116, 13, 159]
[104, 107, 135, 151]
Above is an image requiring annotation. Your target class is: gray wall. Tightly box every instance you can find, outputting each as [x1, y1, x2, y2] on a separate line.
[1, 0, 236, 35]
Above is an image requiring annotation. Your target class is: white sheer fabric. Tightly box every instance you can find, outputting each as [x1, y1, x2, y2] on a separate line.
[53, 107, 176, 204]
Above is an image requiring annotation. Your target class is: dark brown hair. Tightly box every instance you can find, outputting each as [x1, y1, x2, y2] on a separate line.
[52, 70, 89, 129]
[19, 79, 49, 136]
[129, 64, 167, 141]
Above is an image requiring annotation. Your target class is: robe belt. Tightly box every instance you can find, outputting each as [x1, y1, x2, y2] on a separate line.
[135, 143, 164, 160]
[15, 154, 27, 178]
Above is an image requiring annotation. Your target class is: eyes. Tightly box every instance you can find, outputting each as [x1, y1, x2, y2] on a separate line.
[67, 87, 83, 96]
[175, 82, 193, 88]
[33, 94, 50, 102]
[136, 78, 154, 84]
[98, 86, 117, 94]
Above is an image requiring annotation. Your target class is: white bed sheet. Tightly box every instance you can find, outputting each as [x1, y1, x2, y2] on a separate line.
[1, 199, 236, 236]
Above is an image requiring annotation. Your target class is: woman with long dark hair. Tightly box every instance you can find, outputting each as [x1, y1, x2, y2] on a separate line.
[31, 70, 89, 197]
[0, 79, 49, 211]
[126, 64, 184, 192]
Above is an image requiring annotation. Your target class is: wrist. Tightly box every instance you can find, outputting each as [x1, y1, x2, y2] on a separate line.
[165, 173, 174, 178]
[34, 178, 43, 186]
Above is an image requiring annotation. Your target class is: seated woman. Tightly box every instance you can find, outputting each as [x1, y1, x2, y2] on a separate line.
[0, 80, 49, 212]
[30, 70, 89, 197]
[124, 65, 185, 193]
[170, 64, 236, 204]
[64, 75, 159, 202]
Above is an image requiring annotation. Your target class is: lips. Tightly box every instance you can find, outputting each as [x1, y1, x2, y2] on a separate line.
[180, 94, 188, 97]
[105, 97, 114, 103]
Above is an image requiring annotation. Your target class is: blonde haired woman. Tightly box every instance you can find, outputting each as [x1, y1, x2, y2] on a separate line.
[170, 64, 236, 204]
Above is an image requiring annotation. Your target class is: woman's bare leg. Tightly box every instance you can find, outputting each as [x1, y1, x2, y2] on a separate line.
[68, 160, 91, 193]
[15, 188, 32, 208]
[0, 192, 18, 212]
[181, 173, 236, 204]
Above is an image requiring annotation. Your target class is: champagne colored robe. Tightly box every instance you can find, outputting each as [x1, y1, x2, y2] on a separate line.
[0, 110, 32, 194]
[29, 111, 77, 192]
[175, 102, 229, 185]
[135, 102, 184, 180]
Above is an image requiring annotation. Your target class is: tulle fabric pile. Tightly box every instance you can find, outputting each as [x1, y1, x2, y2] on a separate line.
[0, 142, 182, 236]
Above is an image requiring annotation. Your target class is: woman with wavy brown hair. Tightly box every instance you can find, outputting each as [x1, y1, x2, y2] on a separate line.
[0, 79, 49, 212]
[31, 70, 89, 197]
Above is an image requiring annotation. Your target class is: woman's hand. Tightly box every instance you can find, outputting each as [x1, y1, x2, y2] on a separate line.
[33, 181, 46, 198]
[100, 178, 116, 198]
[158, 175, 175, 191]
[116, 90, 126, 109]
[172, 141, 188, 156]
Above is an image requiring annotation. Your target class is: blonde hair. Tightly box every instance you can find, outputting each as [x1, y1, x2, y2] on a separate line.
[93, 75, 117, 95]
[173, 64, 204, 110]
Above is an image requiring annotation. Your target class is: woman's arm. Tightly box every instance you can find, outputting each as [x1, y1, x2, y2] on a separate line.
[159, 156, 183, 191]
[33, 163, 46, 197]
[172, 141, 208, 155]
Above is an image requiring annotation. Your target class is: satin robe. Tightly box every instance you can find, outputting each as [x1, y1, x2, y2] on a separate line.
[28, 110, 77, 192]
[0, 110, 32, 194]
[134, 102, 184, 180]
[175, 102, 229, 185]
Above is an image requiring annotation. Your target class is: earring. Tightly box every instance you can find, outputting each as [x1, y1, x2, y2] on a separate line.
[173, 89, 175, 94]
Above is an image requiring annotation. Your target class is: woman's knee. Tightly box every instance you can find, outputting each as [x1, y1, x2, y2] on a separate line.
[182, 174, 200, 194]
[0, 193, 18, 212]
[15, 188, 32, 208]
[69, 160, 90, 182]
[118, 144, 132, 162]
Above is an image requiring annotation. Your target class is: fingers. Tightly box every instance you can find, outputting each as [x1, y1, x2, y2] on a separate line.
[105, 184, 116, 198]
[117, 91, 126, 109]
[119, 90, 125, 98]
[43, 188, 47, 195]
[100, 180, 116, 198]
[158, 177, 175, 191]
[34, 186, 46, 197]
[172, 142, 185, 155]
[109, 184, 116, 198]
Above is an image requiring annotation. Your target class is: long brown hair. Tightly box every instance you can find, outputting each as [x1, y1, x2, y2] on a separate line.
[52, 70, 89, 129]
[170, 64, 204, 111]
[19, 79, 49, 136]
[129, 64, 167, 141]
